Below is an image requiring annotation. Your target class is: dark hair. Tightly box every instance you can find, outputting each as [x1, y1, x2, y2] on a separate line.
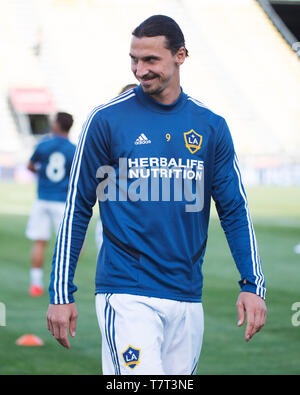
[132, 15, 188, 56]
[56, 112, 73, 132]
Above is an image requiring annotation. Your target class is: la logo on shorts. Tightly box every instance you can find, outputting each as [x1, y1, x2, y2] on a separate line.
[122, 345, 141, 369]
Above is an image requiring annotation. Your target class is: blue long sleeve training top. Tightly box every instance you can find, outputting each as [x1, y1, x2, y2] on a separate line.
[49, 85, 266, 304]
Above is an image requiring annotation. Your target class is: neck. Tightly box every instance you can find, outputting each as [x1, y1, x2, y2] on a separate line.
[151, 84, 181, 105]
[53, 131, 68, 138]
[149, 72, 182, 104]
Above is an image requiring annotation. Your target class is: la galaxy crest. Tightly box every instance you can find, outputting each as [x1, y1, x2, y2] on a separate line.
[184, 129, 203, 154]
[122, 345, 141, 369]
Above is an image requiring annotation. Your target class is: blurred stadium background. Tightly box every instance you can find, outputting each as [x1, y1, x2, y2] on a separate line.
[0, 0, 300, 375]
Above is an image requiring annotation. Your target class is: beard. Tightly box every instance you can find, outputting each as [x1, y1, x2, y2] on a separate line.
[142, 83, 164, 96]
[139, 74, 169, 97]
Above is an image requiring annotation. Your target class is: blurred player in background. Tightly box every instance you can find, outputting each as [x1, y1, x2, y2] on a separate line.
[119, 83, 139, 93]
[94, 83, 138, 251]
[47, 16, 267, 375]
[26, 112, 76, 297]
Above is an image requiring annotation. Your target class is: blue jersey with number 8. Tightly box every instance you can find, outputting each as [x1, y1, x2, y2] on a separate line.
[30, 135, 76, 202]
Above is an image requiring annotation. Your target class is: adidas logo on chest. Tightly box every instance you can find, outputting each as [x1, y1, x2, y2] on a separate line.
[134, 133, 151, 145]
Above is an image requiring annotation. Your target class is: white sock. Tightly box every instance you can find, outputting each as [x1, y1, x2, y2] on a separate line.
[30, 268, 43, 287]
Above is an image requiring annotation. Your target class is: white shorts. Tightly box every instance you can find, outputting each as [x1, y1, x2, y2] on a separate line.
[26, 199, 65, 241]
[95, 293, 204, 375]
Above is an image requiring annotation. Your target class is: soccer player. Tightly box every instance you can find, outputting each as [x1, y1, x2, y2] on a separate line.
[26, 112, 76, 297]
[46, 15, 267, 375]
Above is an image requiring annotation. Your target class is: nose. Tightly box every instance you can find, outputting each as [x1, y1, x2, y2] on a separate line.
[134, 61, 148, 79]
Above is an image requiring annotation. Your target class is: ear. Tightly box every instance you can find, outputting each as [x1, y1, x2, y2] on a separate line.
[175, 46, 186, 66]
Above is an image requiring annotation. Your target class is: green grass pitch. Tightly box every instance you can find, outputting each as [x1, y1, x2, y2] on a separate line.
[0, 182, 300, 375]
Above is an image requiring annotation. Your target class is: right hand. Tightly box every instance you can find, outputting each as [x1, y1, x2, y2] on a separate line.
[46, 303, 78, 349]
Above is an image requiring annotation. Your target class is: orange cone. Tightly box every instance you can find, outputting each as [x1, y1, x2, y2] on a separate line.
[16, 334, 44, 346]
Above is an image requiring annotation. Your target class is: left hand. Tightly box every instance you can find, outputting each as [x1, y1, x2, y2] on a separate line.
[236, 291, 267, 342]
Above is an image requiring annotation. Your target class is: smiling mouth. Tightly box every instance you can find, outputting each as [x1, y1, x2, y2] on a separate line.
[139, 75, 158, 84]
[141, 80, 157, 89]
[141, 79, 154, 84]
